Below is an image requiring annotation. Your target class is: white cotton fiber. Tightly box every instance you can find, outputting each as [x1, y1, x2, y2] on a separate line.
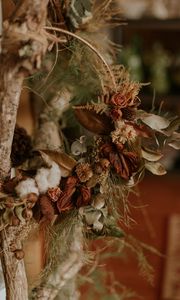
[15, 178, 39, 198]
[35, 162, 61, 194]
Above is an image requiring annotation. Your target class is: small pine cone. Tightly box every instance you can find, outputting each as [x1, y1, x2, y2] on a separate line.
[11, 125, 32, 167]
[75, 163, 93, 183]
[121, 107, 136, 121]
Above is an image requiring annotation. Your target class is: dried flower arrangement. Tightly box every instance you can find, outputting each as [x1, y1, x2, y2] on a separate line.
[0, 0, 180, 299]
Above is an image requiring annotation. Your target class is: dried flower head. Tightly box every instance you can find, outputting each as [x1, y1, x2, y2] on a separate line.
[111, 121, 137, 144]
[75, 163, 93, 182]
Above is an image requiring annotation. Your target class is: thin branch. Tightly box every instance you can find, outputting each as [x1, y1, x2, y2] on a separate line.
[44, 26, 117, 92]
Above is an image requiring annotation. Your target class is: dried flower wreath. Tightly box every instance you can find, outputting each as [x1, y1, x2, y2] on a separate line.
[0, 0, 180, 299]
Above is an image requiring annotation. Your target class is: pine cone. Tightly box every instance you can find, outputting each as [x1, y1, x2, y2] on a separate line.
[11, 125, 32, 167]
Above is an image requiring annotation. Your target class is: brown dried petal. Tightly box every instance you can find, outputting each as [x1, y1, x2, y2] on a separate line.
[56, 176, 77, 212]
[39, 195, 55, 223]
[76, 186, 91, 208]
[74, 107, 114, 135]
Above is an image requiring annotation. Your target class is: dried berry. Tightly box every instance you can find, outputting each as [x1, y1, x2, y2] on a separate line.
[11, 216, 20, 226]
[22, 208, 33, 220]
[14, 249, 25, 260]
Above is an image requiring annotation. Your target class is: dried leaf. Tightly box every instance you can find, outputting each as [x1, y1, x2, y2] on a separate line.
[137, 111, 170, 131]
[142, 149, 163, 162]
[168, 132, 180, 149]
[74, 107, 114, 135]
[38, 150, 77, 176]
[145, 161, 166, 175]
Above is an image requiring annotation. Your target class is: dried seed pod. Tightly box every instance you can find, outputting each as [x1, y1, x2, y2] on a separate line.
[14, 249, 25, 260]
[11, 215, 20, 226]
[22, 208, 33, 220]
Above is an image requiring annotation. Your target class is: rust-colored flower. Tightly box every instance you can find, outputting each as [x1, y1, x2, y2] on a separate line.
[47, 187, 62, 202]
[101, 142, 140, 180]
[57, 176, 78, 212]
[76, 186, 91, 208]
[109, 93, 130, 107]
[75, 163, 93, 183]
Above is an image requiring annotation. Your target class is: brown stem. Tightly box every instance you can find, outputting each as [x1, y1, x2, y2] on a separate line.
[0, 0, 48, 299]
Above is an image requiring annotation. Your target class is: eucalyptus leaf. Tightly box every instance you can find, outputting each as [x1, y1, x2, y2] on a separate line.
[142, 149, 163, 162]
[145, 161, 166, 175]
[137, 111, 170, 131]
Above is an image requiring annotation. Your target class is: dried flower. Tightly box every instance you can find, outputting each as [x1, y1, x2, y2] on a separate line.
[111, 121, 137, 144]
[75, 163, 93, 182]
[109, 93, 130, 107]
[47, 187, 62, 202]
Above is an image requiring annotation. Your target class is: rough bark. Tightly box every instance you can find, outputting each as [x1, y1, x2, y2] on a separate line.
[0, 1, 48, 299]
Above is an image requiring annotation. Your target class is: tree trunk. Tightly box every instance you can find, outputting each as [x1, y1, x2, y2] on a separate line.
[0, 1, 48, 298]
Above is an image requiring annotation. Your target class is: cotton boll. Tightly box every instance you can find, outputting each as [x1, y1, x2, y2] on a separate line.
[15, 178, 39, 198]
[47, 162, 61, 188]
[35, 162, 61, 194]
[35, 167, 50, 194]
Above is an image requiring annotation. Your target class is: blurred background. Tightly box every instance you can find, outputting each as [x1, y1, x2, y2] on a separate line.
[1, 0, 180, 299]
[112, 1, 180, 299]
